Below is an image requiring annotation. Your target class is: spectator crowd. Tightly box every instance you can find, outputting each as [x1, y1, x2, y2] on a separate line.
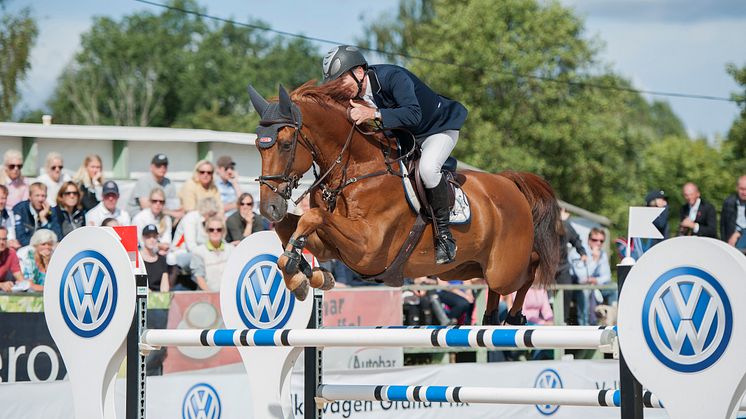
[0, 149, 269, 293]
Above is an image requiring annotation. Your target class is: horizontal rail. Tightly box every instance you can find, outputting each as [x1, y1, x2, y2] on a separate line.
[140, 326, 616, 351]
[317, 385, 634, 407]
[318, 385, 746, 411]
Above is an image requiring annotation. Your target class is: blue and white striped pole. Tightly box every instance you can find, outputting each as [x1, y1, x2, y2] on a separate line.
[140, 326, 615, 351]
[316, 385, 652, 408]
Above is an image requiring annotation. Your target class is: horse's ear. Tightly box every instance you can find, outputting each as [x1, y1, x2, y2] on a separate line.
[278, 84, 292, 118]
[248, 85, 269, 116]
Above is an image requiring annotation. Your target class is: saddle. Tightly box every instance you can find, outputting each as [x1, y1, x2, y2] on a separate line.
[406, 155, 469, 223]
[360, 148, 470, 286]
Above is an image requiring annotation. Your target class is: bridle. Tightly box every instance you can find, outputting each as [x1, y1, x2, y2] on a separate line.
[256, 99, 415, 211]
[255, 109, 317, 201]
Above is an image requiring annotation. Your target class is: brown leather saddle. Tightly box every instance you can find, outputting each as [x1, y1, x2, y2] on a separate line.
[361, 153, 467, 286]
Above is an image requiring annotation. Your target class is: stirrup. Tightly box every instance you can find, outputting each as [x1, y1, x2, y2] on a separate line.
[435, 234, 457, 265]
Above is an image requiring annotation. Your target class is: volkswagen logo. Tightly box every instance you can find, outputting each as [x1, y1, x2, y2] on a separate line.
[182, 383, 221, 419]
[235, 254, 294, 329]
[59, 250, 118, 338]
[642, 266, 732, 373]
[534, 368, 563, 415]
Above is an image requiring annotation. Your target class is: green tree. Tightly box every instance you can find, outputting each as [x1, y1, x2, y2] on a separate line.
[362, 0, 688, 227]
[725, 63, 746, 172]
[0, 4, 38, 120]
[49, 0, 320, 130]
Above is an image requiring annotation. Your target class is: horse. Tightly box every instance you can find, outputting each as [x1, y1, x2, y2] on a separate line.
[248, 82, 561, 324]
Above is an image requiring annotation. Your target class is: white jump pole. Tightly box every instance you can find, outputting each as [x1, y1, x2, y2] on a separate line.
[317, 384, 647, 408]
[140, 326, 615, 351]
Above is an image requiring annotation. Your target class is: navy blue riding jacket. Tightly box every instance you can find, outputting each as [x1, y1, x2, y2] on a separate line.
[367, 64, 467, 148]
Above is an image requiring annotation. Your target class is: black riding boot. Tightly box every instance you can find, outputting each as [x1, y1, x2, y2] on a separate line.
[426, 177, 457, 264]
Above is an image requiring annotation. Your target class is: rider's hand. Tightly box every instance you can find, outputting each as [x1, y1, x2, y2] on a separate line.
[349, 100, 376, 125]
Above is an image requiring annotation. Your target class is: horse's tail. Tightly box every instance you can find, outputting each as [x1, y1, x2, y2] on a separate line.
[499, 170, 561, 288]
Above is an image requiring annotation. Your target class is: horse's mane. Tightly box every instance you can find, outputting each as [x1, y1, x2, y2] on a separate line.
[291, 79, 350, 110]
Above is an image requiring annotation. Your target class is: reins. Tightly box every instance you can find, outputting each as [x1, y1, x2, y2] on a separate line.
[257, 102, 416, 212]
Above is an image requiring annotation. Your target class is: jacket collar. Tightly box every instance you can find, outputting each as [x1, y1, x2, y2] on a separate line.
[366, 68, 382, 95]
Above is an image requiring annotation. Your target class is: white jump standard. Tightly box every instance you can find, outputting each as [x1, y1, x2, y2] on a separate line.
[139, 326, 616, 351]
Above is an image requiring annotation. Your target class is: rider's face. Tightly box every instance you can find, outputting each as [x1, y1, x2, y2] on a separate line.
[339, 67, 367, 97]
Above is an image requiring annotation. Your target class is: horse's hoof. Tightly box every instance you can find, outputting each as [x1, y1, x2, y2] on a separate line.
[310, 268, 335, 290]
[291, 278, 310, 301]
[504, 311, 527, 326]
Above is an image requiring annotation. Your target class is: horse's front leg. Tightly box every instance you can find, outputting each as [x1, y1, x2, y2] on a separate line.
[278, 209, 340, 300]
[278, 208, 369, 300]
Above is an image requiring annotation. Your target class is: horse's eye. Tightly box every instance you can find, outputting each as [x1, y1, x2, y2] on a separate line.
[280, 141, 293, 152]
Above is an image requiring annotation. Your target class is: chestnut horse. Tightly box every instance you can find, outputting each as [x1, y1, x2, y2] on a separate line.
[249, 82, 561, 322]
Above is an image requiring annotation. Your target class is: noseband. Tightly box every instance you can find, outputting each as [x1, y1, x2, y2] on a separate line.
[255, 104, 318, 201]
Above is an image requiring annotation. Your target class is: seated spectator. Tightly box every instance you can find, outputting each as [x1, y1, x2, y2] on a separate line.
[0, 185, 19, 249]
[126, 153, 183, 221]
[74, 154, 104, 211]
[20, 229, 57, 292]
[101, 217, 120, 227]
[86, 181, 131, 226]
[13, 182, 62, 247]
[0, 226, 23, 292]
[215, 156, 242, 216]
[571, 227, 612, 325]
[178, 160, 223, 213]
[141, 224, 171, 292]
[53, 181, 86, 239]
[169, 197, 221, 269]
[225, 193, 269, 245]
[132, 187, 172, 254]
[37, 152, 71, 207]
[2, 149, 28, 210]
[436, 278, 475, 325]
[190, 216, 234, 291]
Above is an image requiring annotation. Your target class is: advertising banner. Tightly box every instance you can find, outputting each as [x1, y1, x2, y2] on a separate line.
[0, 360, 673, 419]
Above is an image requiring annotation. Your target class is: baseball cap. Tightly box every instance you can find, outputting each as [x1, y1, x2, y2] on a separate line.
[216, 155, 236, 169]
[151, 153, 169, 166]
[645, 189, 666, 204]
[102, 180, 119, 196]
[142, 224, 159, 237]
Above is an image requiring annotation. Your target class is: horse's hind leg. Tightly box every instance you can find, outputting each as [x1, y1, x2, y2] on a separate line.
[482, 290, 502, 325]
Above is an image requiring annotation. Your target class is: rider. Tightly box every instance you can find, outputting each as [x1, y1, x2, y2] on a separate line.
[322, 45, 468, 265]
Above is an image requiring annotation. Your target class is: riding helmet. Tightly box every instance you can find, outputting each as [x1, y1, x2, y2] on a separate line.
[322, 45, 368, 83]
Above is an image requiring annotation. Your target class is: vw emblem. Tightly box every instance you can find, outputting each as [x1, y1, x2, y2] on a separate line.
[59, 250, 118, 338]
[642, 266, 732, 373]
[235, 254, 294, 329]
[182, 383, 221, 419]
[534, 369, 563, 415]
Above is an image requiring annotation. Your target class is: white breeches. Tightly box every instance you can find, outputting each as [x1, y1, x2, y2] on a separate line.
[419, 130, 459, 188]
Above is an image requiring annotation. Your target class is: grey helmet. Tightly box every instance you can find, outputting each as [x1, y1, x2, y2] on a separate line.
[322, 45, 368, 83]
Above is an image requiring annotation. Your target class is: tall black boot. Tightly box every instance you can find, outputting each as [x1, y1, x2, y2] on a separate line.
[426, 177, 457, 264]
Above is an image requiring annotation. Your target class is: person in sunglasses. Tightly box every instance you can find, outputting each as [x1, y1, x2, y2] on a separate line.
[225, 193, 270, 245]
[132, 187, 172, 254]
[37, 152, 71, 207]
[1, 149, 28, 211]
[571, 227, 612, 325]
[190, 216, 234, 291]
[179, 160, 223, 214]
[52, 181, 85, 238]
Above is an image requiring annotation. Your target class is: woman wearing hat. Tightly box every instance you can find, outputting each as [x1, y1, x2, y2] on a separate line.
[141, 224, 171, 292]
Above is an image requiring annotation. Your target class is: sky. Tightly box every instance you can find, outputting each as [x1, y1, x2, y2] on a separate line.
[7, 0, 746, 139]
